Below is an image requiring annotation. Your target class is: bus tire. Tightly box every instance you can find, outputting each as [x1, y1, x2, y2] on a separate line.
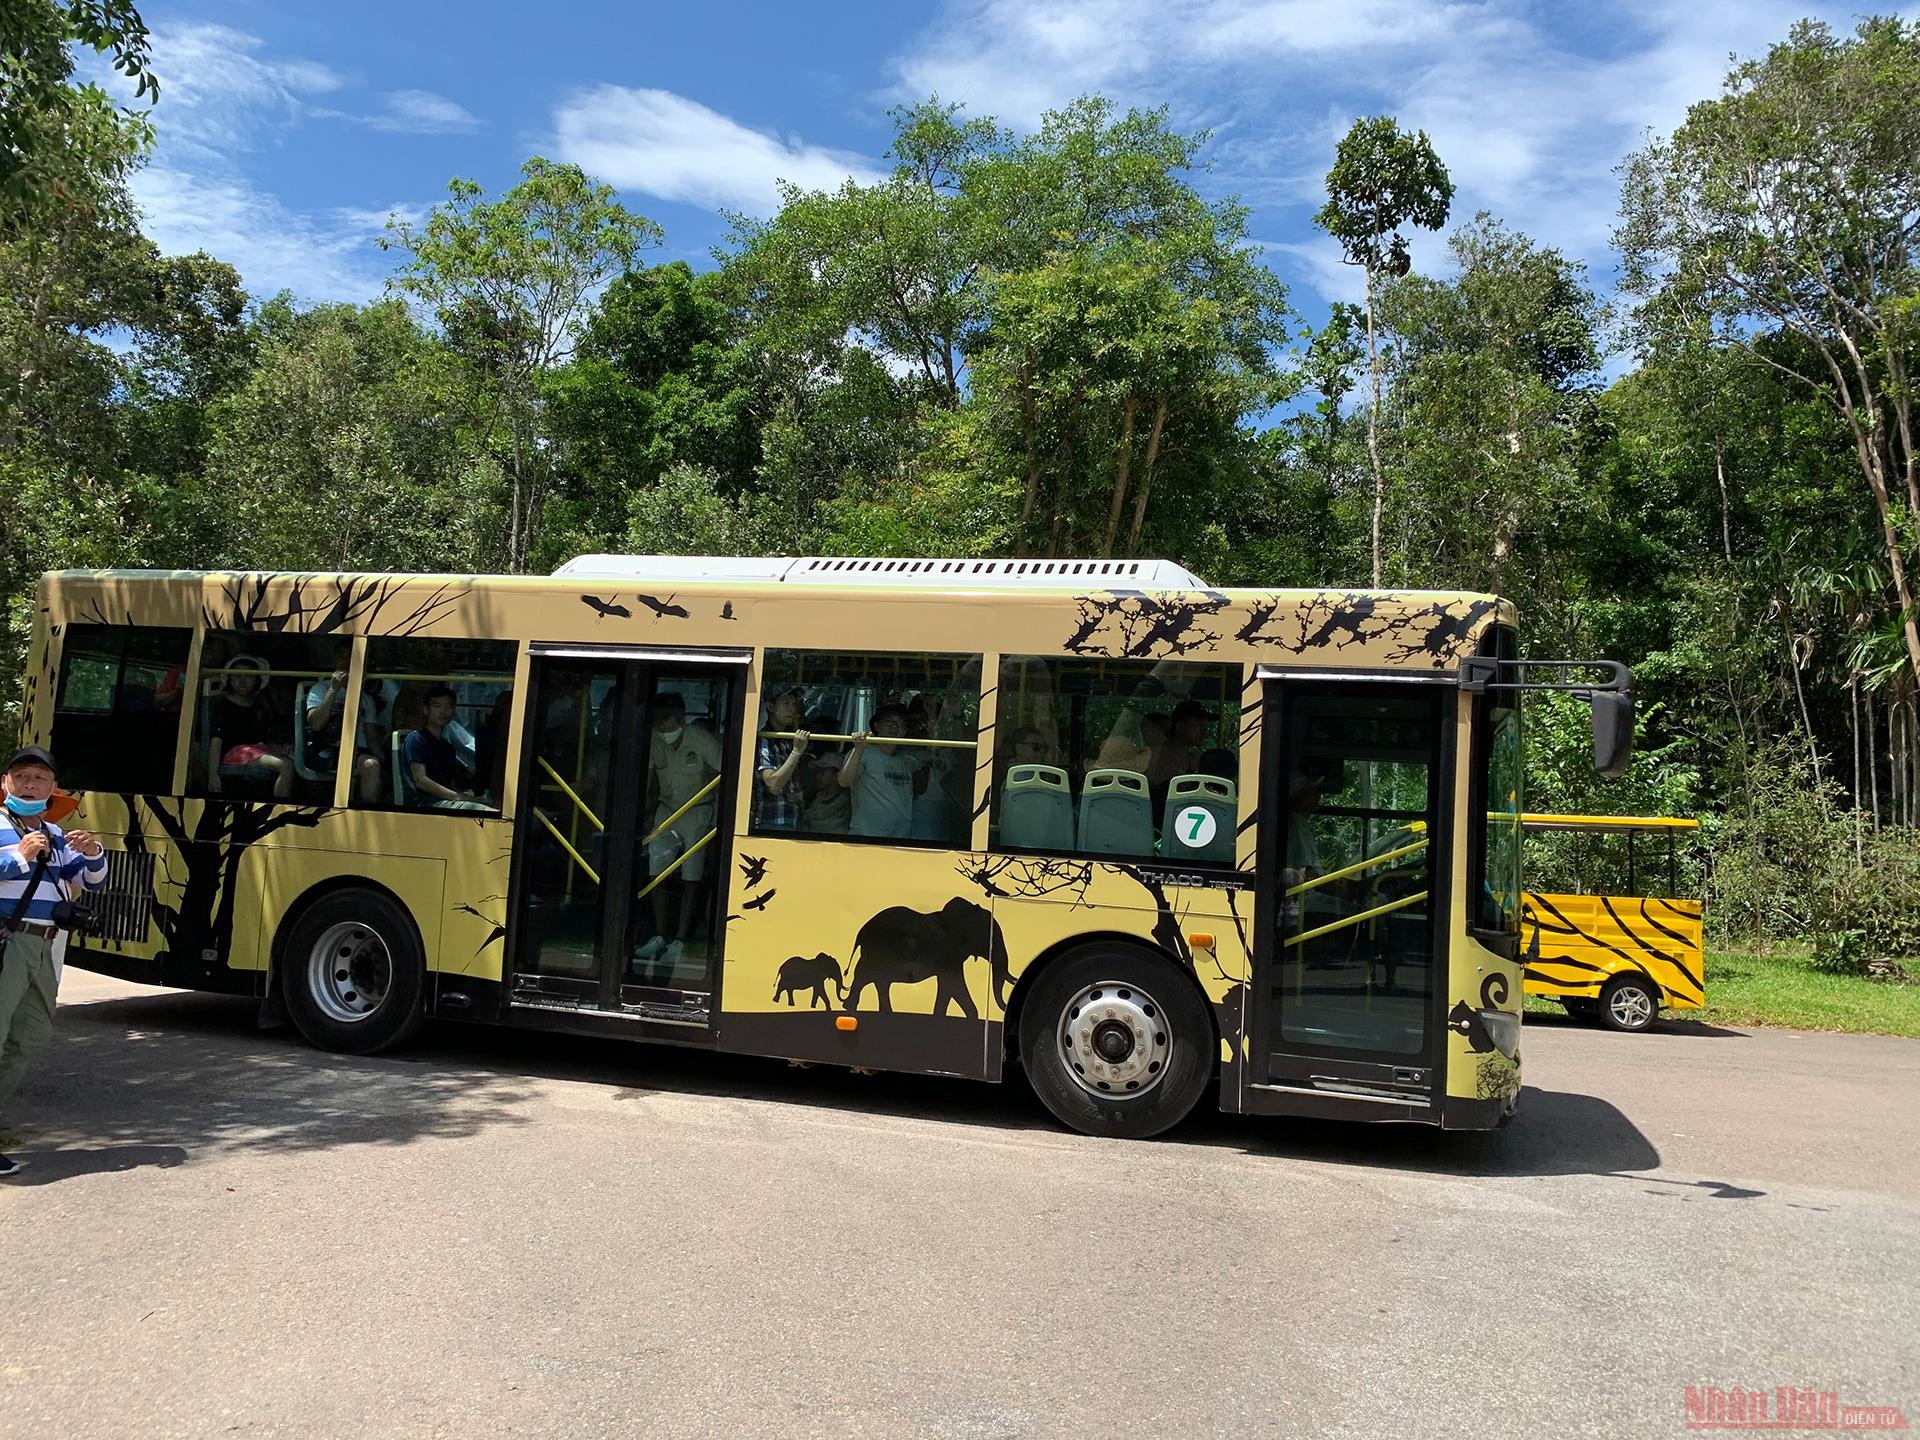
[1018, 945, 1212, 1140]
[280, 888, 426, 1055]
[1597, 974, 1659, 1033]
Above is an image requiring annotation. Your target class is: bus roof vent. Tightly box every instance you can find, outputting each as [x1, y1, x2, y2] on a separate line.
[555, 555, 1212, 591]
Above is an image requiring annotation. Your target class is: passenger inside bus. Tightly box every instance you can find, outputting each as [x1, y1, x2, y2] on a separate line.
[207, 655, 295, 798]
[838, 703, 923, 839]
[633, 691, 723, 976]
[401, 686, 488, 811]
[301, 641, 388, 804]
[754, 687, 809, 831]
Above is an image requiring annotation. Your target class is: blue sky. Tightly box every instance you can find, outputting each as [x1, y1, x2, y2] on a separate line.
[107, 0, 1887, 322]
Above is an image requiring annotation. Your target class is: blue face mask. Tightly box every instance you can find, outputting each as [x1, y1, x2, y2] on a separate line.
[4, 794, 49, 818]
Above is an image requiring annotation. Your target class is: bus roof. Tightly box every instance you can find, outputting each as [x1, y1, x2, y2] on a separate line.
[1521, 813, 1700, 832]
[554, 554, 1214, 591]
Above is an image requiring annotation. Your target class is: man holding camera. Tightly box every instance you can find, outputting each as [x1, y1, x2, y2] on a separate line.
[0, 746, 107, 1177]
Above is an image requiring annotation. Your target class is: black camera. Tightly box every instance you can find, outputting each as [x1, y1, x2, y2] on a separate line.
[50, 897, 95, 933]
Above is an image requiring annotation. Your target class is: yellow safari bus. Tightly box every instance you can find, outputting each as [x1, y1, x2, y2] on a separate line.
[1520, 814, 1704, 1032]
[20, 556, 1633, 1138]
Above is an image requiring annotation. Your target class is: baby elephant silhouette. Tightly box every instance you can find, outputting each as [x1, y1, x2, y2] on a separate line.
[774, 952, 845, 1009]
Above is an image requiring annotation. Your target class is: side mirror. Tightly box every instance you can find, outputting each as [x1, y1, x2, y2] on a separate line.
[1588, 690, 1636, 779]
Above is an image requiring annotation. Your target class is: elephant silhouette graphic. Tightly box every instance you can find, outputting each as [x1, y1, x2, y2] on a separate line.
[773, 952, 844, 1009]
[843, 898, 1012, 1018]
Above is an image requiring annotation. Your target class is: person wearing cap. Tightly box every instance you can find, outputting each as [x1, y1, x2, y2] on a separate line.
[754, 687, 810, 832]
[207, 654, 294, 799]
[0, 746, 108, 1177]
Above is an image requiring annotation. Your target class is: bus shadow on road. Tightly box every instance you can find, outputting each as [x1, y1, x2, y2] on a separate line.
[16, 990, 542, 1181]
[30, 988, 1671, 1186]
[1202, 1086, 1666, 1181]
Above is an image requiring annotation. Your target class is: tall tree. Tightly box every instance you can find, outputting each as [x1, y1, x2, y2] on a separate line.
[1620, 16, 1920, 686]
[1376, 214, 1604, 591]
[383, 159, 660, 571]
[1314, 116, 1454, 585]
[542, 260, 762, 559]
[960, 97, 1291, 557]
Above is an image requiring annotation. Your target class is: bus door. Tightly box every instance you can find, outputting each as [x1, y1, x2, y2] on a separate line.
[1251, 678, 1448, 1111]
[507, 646, 749, 1029]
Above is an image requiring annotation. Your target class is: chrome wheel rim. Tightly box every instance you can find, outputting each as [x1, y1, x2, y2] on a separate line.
[1058, 980, 1172, 1098]
[1609, 984, 1654, 1029]
[307, 921, 392, 1024]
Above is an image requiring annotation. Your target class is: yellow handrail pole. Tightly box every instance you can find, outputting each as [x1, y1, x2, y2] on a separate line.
[536, 757, 605, 833]
[534, 810, 601, 887]
[758, 731, 977, 750]
[642, 776, 721, 847]
[1284, 891, 1429, 949]
[1286, 839, 1428, 897]
[568, 700, 589, 901]
[633, 827, 716, 902]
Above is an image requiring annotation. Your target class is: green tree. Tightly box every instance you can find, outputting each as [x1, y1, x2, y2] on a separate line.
[959, 97, 1292, 557]
[1314, 115, 1454, 584]
[199, 299, 491, 573]
[1376, 214, 1604, 591]
[1, 0, 156, 220]
[383, 159, 661, 571]
[1620, 16, 1920, 687]
[542, 260, 761, 559]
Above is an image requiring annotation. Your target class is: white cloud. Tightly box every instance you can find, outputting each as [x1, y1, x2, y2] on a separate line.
[132, 167, 396, 304]
[379, 89, 481, 132]
[114, 21, 344, 161]
[887, 0, 1871, 306]
[1260, 239, 1365, 306]
[318, 89, 484, 135]
[552, 85, 883, 214]
[78, 21, 460, 303]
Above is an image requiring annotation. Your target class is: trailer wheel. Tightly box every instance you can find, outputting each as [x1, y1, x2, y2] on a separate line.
[1598, 975, 1659, 1033]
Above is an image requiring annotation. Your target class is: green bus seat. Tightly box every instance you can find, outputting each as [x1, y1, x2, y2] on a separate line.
[1000, 763, 1073, 851]
[1161, 773, 1237, 863]
[1078, 768, 1154, 857]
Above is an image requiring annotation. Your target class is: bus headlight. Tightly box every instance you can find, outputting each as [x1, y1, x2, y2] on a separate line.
[1478, 1009, 1520, 1059]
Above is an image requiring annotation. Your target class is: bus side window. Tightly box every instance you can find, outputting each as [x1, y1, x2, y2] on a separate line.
[190, 631, 343, 803]
[359, 637, 517, 816]
[49, 624, 194, 795]
[752, 648, 982, 849]
[992, 656, 1242, 865]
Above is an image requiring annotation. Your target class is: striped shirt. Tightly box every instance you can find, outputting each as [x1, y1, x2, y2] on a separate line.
[0, 818, 108, 925]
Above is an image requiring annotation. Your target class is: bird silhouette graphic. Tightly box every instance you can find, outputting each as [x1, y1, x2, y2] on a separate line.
[742, 888, 776, 912]
[738, 853, 768, 889]
[635, 593, 690, 619]
[720, 601, 737, 620]
[454, 903, 508, 954]
[581, 594, 631, 620]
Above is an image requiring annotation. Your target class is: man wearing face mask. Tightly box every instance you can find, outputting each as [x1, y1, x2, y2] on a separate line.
[0, 746, 108, 1177]
[632, 693, 723, 980]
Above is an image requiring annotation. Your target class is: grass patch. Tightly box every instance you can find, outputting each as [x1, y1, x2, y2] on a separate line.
[1527, 943, 1920, 1037]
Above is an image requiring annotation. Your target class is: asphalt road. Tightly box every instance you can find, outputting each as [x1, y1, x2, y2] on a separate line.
[2, 971, 1916, 1439]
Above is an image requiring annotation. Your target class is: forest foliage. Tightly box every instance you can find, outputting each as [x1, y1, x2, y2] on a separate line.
[5, 8, 1920, 960]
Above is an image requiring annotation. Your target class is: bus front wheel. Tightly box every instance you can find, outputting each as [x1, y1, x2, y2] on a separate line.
[1019, 946, 1212, 1139]
[1598, 975, 1659, 1033]
[280, 888, 426, 1055]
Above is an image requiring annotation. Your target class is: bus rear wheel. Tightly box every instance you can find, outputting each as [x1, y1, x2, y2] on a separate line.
[281, 888, 426, 1055]
[1019, 946, 1212, 1139]
[1598, 974, 1659, 1033]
